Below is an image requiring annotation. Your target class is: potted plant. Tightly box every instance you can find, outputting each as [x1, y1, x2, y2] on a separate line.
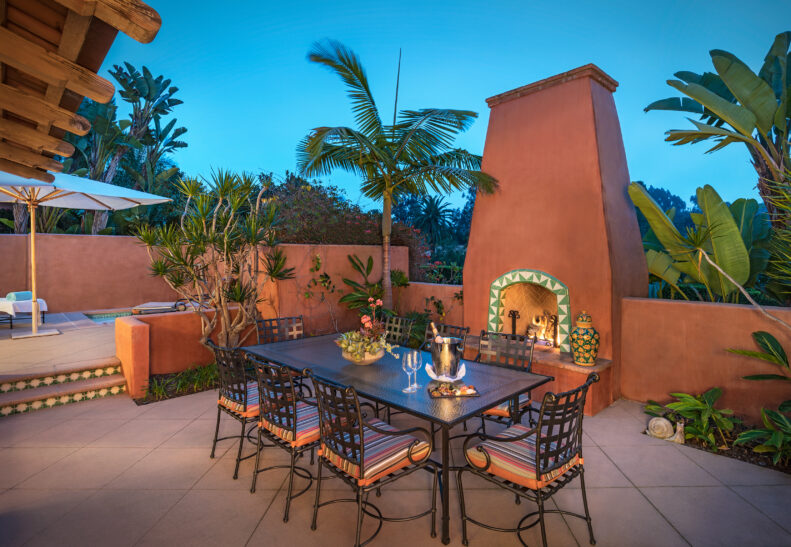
[336, 298, 396, 365]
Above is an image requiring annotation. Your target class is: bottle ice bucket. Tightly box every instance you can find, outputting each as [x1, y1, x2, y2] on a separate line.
[430, 337, 464, 378]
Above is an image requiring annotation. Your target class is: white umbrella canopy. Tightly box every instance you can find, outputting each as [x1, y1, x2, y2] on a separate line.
[0, 171, 171, 338]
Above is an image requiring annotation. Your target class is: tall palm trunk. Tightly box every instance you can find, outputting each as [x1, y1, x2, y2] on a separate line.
[12, 203, 28, 233]
[381, 193, 393, 309]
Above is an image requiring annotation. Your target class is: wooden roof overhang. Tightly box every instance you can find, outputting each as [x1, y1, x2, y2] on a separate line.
[0, 0, 161, 183]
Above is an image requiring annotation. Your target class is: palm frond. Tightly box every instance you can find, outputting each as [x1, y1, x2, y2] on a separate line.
[308, 40, 384, 138]
[297, 126, 387, 177]
[393, 109, 478, 161]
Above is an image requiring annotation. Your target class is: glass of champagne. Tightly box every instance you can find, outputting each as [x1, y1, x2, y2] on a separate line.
[410, 350, 422, 389]
[402, 352, 416, 393]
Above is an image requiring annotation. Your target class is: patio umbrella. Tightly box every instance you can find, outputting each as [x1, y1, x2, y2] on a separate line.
[0, 171, 170, 339]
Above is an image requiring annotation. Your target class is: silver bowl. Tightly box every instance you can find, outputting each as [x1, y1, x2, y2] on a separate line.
[429, 337, 465, 378]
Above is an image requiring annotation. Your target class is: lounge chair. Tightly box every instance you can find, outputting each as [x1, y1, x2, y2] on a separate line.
[0, 292, 48, 329]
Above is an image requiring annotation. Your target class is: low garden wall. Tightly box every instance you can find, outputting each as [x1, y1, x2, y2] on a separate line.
[620, 297, 791, 422]
[396, 281, 464, 327]
[0, 234, 177, 311]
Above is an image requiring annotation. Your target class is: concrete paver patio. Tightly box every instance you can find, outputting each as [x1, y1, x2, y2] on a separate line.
[0, 393, 789, 547]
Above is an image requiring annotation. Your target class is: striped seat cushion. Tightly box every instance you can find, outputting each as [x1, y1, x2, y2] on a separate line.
[321, 419, 431, 486]
[466, 423, 581, 490]
[218, 381, 260, 417]
[259, 401, 320, 447]
[484, 394, 532, 417]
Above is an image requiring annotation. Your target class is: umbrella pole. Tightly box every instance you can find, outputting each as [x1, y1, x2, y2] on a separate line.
[29, 202, 39, 335]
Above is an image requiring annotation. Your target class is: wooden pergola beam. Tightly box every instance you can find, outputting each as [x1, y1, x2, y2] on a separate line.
[0, 141, 63, 172]
[52, 0, 161, 43]
[0, 27, 114, 103]
[0, 118, 76, 157]
[0, 83, 91, 136]
[0, 158, 55, 183]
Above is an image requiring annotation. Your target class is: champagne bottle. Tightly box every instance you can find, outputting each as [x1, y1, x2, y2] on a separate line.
[430, 322, 443, 344]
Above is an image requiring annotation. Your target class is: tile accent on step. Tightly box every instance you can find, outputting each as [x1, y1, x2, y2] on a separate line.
[0, 383, 126, 417]
[0, 364, 122, 394]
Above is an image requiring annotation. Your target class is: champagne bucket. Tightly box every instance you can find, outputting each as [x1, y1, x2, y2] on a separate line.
[430, 337, 464, 378]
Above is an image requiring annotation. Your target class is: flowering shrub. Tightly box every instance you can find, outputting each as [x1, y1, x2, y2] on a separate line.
[420, 261, 463, 285]
[335, 298, 396, 360]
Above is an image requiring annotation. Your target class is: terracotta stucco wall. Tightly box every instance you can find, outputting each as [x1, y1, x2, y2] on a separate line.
[397, 282, 464, 327]
[268, 244, 409, 335]
[621, 298, 791, 422]
[0, 233, 177, 311]
[464, 66, 646, 367]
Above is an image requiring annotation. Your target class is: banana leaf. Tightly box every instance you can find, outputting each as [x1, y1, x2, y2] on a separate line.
[711, 50, 778, 137]
[667, 80, 757, 136]
[628, 183, 686, 253]
[696, 185, 750, 296]
[645, 250, 687, 299]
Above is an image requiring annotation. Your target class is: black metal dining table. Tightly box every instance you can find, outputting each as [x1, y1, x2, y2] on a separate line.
[242, 334, 553, 544]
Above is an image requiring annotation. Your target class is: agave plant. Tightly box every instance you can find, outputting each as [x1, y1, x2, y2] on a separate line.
[629, 182, 770, 301]
[646, 32, 791, 224]
[137, 170, 295, 348]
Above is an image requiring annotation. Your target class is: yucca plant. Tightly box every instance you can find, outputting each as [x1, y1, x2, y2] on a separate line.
[646, 32, 791, 224]
[297, 40, 496, 308]
[137, 170, 294, 348]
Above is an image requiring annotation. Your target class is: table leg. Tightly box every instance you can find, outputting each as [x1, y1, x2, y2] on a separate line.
[441, 423, 450, 545]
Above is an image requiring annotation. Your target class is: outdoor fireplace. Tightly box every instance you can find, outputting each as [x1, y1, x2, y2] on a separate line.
[462, 64, 648, 362]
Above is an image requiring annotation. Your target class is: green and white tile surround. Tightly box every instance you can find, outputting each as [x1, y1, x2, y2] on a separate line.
[487, 269, 571, 352]
[0, 383, 126, 417]
[0, 364, 122, 394]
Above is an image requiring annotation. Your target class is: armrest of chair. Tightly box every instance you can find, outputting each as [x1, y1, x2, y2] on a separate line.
[461, 424, 538, 471]
[364, 419, 434, 462]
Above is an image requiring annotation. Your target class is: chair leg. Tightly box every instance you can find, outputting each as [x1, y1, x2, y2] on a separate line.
[250, 425, 262, 493]
[537, 490, 547, 547]
[430, 466, 438, 538]
[283, 451, 297, 522]
[580, 468, 596, 545]
[233, 418, 245, 480]
[456, 468, 469, 546]
[463, 420, 467, 431]
[210, 406, 221, 458]
[311, 461, 322, 531]
[354, 488, 365, 547]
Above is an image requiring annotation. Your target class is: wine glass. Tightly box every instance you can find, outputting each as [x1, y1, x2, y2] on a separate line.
[401, 352, 416, 393]
[409, 350, 422, 388]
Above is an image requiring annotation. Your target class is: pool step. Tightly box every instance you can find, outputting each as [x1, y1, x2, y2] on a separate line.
[0, 358, 122, 394]
[0, 360, 127, 417]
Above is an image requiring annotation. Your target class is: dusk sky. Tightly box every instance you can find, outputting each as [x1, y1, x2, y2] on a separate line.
[103, 0, 791, 209]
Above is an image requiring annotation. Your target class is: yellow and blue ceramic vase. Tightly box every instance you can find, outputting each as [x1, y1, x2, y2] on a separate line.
[570, 310, 599, 366]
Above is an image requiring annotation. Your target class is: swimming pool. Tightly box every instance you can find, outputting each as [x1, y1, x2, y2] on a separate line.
[85, 311, 132, 324]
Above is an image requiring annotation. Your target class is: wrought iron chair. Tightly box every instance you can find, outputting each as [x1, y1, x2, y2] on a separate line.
[308, 371, 438, 547]
[256, 315, 312, 396]
[383, 315, 414, 346]
[475, 330, 537, 429]
[256, 315, 305, 344]
[207, 340, 260, 480]
[247, 355, 318, 522]
[420, 321, 470, 350]
[457, 373, 599, 547]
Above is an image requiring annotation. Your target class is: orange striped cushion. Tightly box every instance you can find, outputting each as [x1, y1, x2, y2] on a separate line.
[484, 394, 532, 417]
[321, 419, 431, 486]
[466, 424, 581, 490]
[218, 381, 259, 418]
[259, 401, 320, 447]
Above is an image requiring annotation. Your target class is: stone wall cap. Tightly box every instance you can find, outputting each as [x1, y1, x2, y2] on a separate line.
[486, 64, 619, 107]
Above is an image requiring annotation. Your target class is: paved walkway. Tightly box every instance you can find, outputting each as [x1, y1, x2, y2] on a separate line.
[0, 314, 116, 376]
[0, 394, 789, 547]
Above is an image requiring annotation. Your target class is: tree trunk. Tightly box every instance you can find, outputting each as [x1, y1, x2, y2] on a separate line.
[12, 203, 28, 234]
[381, 194, 393, 309]
[91, 210, 109, 234]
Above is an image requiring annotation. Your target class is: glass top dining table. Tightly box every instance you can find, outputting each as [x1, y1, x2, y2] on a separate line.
[242, 334, 553, 544]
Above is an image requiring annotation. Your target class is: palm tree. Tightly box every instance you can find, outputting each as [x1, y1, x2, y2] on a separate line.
[297, 40, 496, 308]
[415, 195, 452, 249]
[645, 31, 790, 224]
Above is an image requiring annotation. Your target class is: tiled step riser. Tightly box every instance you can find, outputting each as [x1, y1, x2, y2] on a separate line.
[0, 365, 122, 394]
[0, 383, 126, 417]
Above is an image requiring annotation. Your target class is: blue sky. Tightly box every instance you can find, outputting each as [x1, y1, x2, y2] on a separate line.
[103, 0, 790, 210]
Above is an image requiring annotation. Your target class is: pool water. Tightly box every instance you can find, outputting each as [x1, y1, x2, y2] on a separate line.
[85, 311, 132, 324]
